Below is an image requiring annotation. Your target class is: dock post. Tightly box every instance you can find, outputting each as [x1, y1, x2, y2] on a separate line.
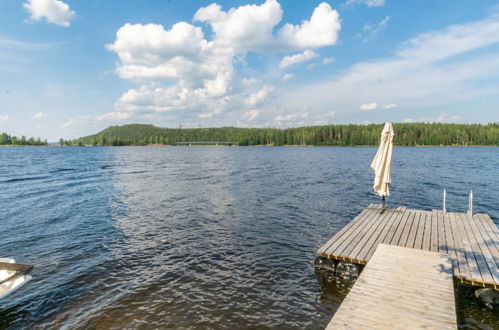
[468, 190, 473, 215]
[443, 189, 447, 214]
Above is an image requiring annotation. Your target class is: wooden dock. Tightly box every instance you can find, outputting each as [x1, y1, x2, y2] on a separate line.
[317, 204, 499, 288]
[326, 244, 457, 329]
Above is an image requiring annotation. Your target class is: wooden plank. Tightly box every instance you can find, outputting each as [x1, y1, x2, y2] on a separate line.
[338, 210, 385, 262]
[397, 211, 416, 247]
[388, 209, 411, 246]
[327, 244, 457, 330]
[447, 212, 472, 282]
[364, 210, 405, 260]
[477, 213, 499, 239]
[415, 211, 427, 250]
[321, 207, 378, 256]
[459, 213, 496, 287]
[442, 211, 460, 278]
[436, 210, 447, 253]
[317, 207, 373, 254]
[466, 214, 499, 287]
[405, 211, 421, 248]
[454, 213, 483, 285]
[430, 210, 439, 252]
[475, 213, 499, 260]
[381, 209, 406, 245]
[354, 210, 399, 261]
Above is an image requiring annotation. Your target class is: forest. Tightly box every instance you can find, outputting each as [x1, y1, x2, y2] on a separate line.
[70, 123, 499, 147]
[0, 133, 48, 146]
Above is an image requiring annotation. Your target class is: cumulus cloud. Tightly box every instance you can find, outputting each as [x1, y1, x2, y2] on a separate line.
[277, 2, 341, 50]
[279, 50, 318, 68]
[0, 115, 9, 121]
[106, 22, 210, 80]
[32, 112, 48, 119]
[194, 0, 282, 51]
[359, 102, 377, 110]
[194, 1, 340, 51]
[23, 0, 75, 27]
[282, 73, 295, 81]
[105, 0, 341, 124]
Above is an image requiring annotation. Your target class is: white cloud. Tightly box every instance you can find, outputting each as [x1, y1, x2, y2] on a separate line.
[346, 0, 385, 7]
[279, 50, 318, 68]
[282, 73, 295, 81]
[0, 115, 9, 121]
[359, 102, 378, 110]
[23, 0, 75, 27]
[383, 103, 397, 109]
[246, 85, 274, 106]
[105, 0, 341, 123]
[243, 109, 260, 121]
[32, 112, 48, 119]
[277, 2, 341, 50]
[276, 16, 499, 122]
[361, 16, 390, 42]
[194, 0, 282, 51]
[322, 57, 334, 64]
[60, 118, 76, 128]
[194, 1, 340, 51]
[106, 22, 210, 80]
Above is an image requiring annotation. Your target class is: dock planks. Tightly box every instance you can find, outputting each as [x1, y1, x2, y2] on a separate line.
[326, 244, 457, 330]
[317, 205, 499, 288]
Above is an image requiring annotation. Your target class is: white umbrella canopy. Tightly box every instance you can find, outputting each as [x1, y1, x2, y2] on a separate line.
[371, 122, 394, 198]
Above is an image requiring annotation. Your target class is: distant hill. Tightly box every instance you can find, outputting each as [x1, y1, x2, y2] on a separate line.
[70, 123, 499, 147]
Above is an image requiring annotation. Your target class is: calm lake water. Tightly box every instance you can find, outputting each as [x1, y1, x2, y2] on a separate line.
[0, 146, 498, 329]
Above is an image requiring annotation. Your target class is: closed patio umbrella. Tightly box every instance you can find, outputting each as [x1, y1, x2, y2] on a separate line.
[371, 122, 394, 210]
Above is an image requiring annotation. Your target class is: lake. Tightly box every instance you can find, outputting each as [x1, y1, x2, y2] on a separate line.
[0, 146, 498, 329]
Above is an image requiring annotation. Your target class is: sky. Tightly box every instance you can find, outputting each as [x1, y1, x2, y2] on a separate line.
[1, 0, 499, 141]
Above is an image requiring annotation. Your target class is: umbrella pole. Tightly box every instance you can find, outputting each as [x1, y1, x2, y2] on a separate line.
[381, 196, 386, 214]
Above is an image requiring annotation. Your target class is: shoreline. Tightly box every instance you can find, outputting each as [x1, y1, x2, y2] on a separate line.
[2, 144, 498, 148]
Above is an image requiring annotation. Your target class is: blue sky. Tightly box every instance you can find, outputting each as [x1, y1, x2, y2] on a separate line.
[1, 0, 499, 141]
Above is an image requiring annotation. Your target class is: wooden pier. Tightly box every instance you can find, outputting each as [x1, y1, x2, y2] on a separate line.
[317, 204, 499, 288]
[326, 244, 457, 329]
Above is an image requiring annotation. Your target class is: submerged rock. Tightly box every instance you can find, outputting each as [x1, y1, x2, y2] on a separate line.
[314, 257, 336, 273]
[475, 288, 499, 311]
[335, 261, 361, 282]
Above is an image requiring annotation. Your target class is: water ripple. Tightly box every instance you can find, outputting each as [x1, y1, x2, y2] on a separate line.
[0, 146, 497, 329]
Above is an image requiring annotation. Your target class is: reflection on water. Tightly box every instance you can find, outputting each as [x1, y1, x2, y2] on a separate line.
[0, 146, 497, 329]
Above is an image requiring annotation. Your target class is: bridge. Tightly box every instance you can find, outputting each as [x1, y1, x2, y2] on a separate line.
[171, 142, 237, 146]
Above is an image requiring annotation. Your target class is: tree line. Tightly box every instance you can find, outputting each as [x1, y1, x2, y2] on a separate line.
[0, 133, 48, 146]
[68, 123, 499, 146]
